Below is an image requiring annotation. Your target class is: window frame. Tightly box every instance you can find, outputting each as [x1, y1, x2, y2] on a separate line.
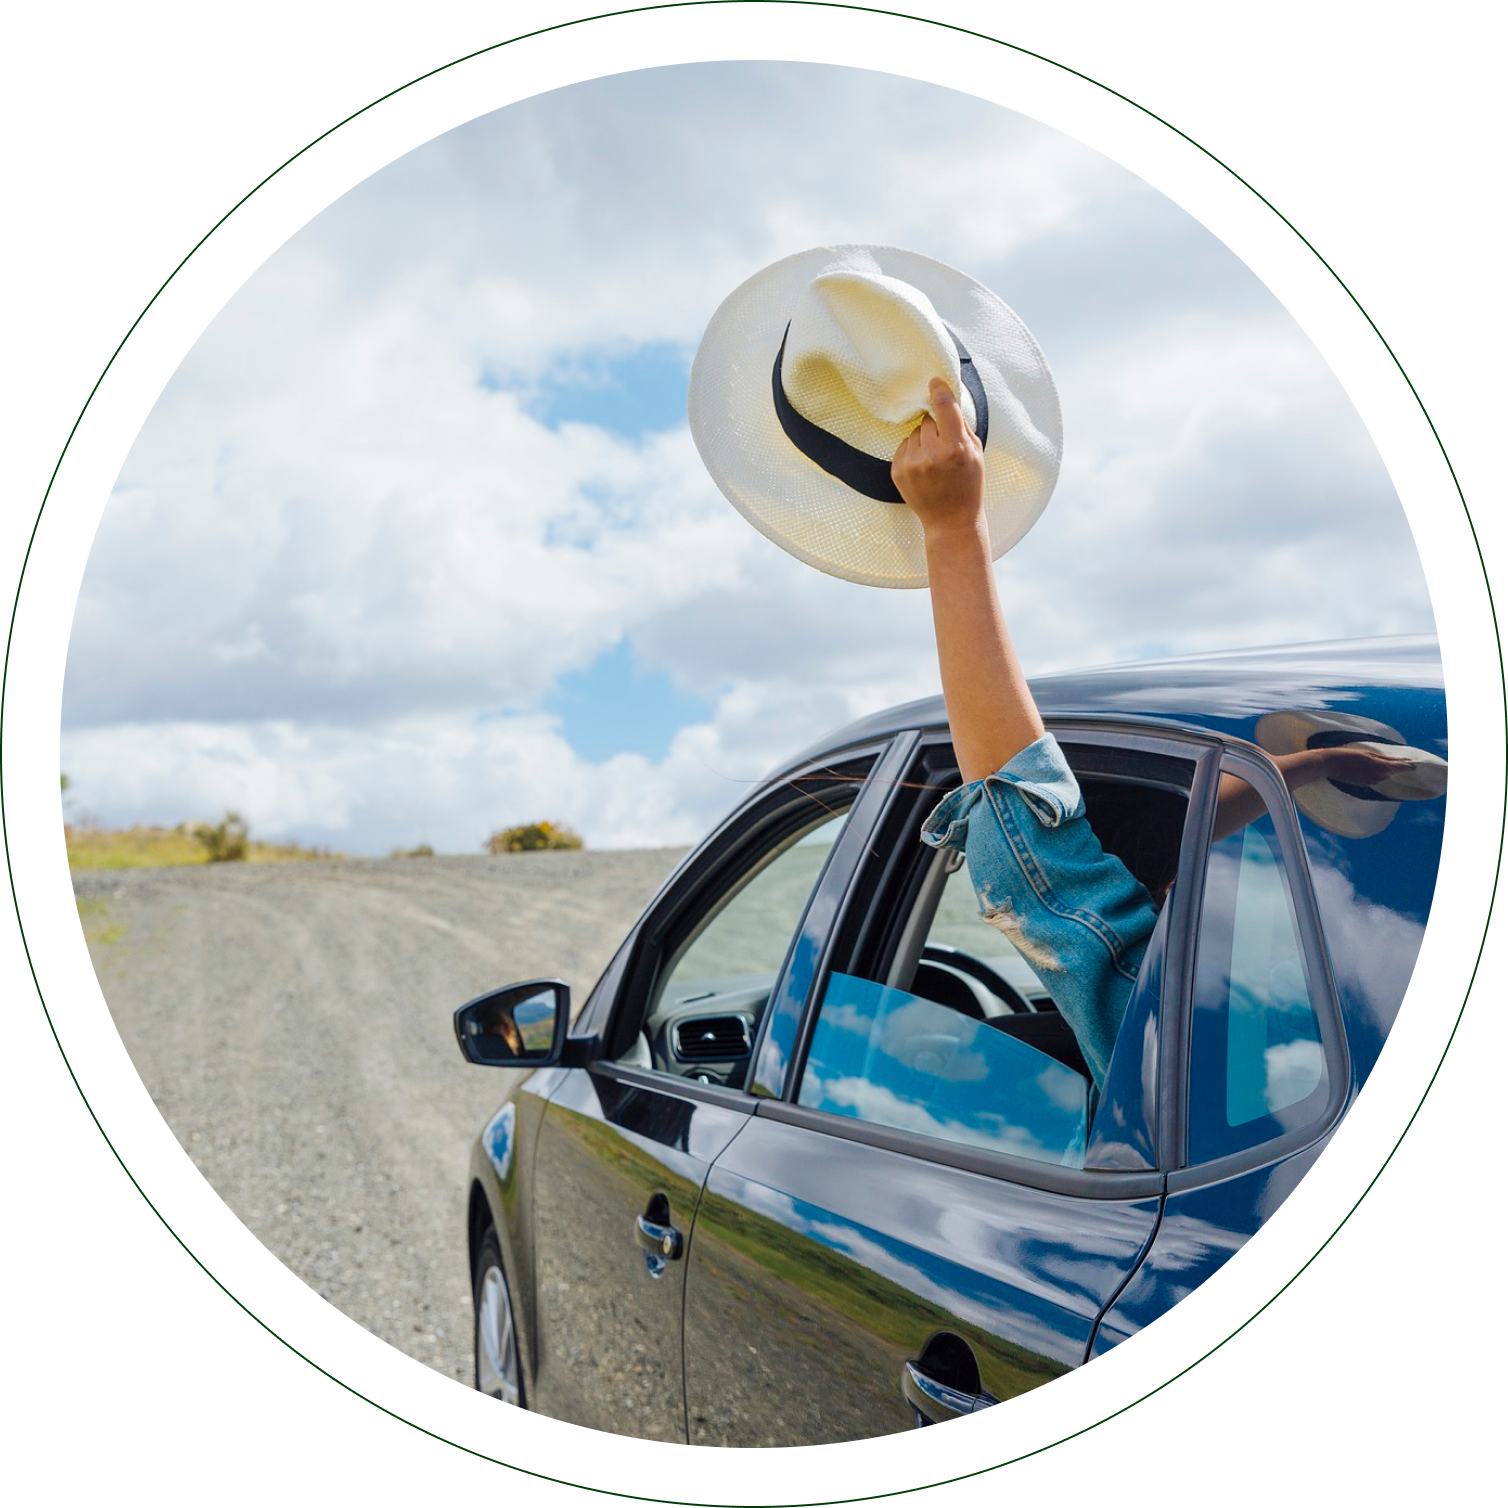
[762, 719, 1223, 1200]
[584, 739, 891, 1103]
[1167, 744, 1352, 1190]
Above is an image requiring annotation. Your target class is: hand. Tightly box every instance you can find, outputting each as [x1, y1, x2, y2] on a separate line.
[891, 377, 986, 537]
[1276, 744, 1417, 793]
[1314, 745, 1416, 787]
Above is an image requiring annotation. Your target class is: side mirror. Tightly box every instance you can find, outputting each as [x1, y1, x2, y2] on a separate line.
[454, 979, 570, 1067]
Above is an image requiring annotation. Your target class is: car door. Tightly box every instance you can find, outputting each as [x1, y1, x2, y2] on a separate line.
[524, 738, 909, 1439]
[681, 726, 1216, 1445]
[1092, 744, 1350, 1350]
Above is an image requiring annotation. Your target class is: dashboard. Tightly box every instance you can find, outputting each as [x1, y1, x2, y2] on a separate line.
[640, 973, 773, 1087]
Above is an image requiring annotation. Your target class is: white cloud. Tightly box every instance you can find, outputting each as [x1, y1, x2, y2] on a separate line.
[1306, 855, 1429, 1045]
[807, 1071, 1082, 1165]
[63, 61, 1435, 853]
[1036, 1061, 1089, 1114]
[62, 710, 711, 853]
[1263, 1040, 1326, 1111]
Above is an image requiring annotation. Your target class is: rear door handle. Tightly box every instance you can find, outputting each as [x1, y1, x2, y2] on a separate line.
[634, 1213, 683, 1261]
[901, 1361, 998, 1424]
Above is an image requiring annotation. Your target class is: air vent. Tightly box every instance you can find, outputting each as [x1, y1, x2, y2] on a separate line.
[674, 1014, 752, 1062]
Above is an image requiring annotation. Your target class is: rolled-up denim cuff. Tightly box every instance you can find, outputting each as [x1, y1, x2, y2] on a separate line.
[919, 782, 982, 853]
[989, 733, 1082, 828]
[921, 734, 1082, 853]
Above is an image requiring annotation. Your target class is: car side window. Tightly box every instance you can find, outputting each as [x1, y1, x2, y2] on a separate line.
[618, 801, 853, 1089]
[797, 966, 1091, 1167]
[1187, 773, 1330, 1163]
[791, 740, 1194, 1171]
[794, 837, 1094, 1168]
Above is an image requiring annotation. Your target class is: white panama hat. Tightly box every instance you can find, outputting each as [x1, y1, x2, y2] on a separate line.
[688, 245, 1063, 588]
[1254, 708, 1449, 839]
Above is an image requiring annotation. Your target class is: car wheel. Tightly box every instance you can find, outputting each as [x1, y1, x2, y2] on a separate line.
[473, 1227, 522, 1407]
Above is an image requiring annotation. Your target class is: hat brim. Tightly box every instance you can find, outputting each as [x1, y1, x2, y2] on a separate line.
[689, 245, 1063, 589]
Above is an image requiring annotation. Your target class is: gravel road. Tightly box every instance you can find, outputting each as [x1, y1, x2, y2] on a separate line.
[74, 850, 685, 1387]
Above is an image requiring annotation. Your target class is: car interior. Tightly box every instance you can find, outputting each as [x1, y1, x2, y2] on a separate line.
[891, 773, 1188, 1086]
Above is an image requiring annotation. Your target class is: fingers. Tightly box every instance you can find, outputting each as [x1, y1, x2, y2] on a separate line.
[893, 380, 961, 457]
[1325, 746, 1418, 786]
[928, 376, 969, 445]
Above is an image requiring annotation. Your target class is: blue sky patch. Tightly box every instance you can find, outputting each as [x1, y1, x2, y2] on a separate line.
[547, 638, 715, 762]
[484, 342, 692, 440]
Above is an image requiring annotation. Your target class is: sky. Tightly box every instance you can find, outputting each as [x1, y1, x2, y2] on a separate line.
[60, 61, 1435, 855]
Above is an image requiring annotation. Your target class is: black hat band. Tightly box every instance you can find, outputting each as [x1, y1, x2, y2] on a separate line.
[771, 324, 990, 504]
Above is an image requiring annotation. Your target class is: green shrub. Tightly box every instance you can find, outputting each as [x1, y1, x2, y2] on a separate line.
[391, 842, 435, 858]
[485, 820, 584, 855]
[195, 811, 250, 862]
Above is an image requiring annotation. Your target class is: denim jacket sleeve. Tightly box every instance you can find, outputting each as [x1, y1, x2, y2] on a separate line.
[920, 733, 1158, 1089]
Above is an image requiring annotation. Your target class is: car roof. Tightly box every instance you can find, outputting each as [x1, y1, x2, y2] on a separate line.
[782, 633, 1446, 1094]
[791, 635, 1444, 763]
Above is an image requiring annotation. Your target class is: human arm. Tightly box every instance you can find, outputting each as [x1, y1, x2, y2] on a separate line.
[891, 377, 1042, 783]
[1211, 745, 1419, 841]
[898, 377, 1157, 1087]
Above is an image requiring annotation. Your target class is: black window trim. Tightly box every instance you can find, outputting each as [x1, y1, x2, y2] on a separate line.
[773, 730, 936, 1097]
[1166, 743, 1352, 1192]
[588, 1057, 762, 1114]
[753, 1095, 1165, 1201]
[746, 730, 922, 1098]
[1157, 740, 1222, 1174]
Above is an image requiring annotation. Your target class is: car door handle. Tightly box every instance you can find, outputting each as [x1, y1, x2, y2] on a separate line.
[634, 1213, 683, 1262]
[901, 1360, 998, 1424]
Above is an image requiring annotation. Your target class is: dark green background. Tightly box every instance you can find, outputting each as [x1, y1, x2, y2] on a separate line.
[5, 5, 1501, 1501]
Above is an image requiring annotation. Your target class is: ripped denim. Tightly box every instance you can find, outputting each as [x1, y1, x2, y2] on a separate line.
[919, 733, 1158, 1089]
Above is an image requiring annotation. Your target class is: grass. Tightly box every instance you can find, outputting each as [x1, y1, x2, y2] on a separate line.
[65, 824, 344, 870]
[72, 892, 125, 940]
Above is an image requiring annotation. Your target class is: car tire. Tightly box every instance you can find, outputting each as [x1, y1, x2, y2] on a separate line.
[473, 1226, 523, 1407]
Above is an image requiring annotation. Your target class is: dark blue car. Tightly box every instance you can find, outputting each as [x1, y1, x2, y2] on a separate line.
[455, 636, 1444, 1446]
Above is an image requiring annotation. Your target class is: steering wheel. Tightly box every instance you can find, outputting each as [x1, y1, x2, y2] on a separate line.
[921, 943, 1035, 1015]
